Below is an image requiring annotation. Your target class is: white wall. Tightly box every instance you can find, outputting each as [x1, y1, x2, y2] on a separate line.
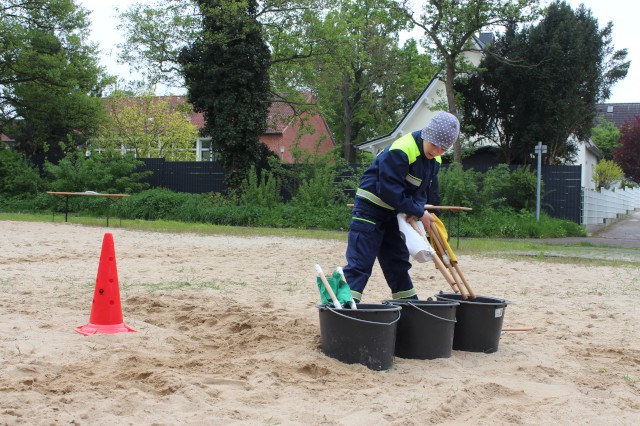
[582, 187, 640, 229]
[571, 136, 600, 190]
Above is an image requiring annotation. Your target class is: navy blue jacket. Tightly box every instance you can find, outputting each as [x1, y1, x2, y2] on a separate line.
[355, 131, 438, 218]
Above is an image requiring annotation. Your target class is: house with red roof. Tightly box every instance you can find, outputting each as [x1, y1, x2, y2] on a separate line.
[150, 94, 335, 162]
[260, 93, 335, 162]
[0, 133, 15, 146]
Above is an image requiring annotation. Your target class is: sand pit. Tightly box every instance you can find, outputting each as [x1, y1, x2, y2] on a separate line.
[1, 220, 639, 425]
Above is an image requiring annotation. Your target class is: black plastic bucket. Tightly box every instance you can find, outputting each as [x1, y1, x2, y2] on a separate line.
[384, 299, 459, 360]
[435, 292, 510, 353]
[317, 303, 401, 371]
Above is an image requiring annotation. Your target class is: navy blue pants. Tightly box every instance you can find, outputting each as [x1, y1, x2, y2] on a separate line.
[343, 201, 416, 302]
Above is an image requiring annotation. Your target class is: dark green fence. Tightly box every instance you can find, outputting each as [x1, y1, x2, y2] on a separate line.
[137, 159, 582, 223]
[139, 158, 226, 194]
[454, 163, 582, 223]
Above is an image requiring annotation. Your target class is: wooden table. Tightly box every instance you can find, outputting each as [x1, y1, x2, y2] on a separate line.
[46, 191, 129, 227]
[422, 205, 473, 213]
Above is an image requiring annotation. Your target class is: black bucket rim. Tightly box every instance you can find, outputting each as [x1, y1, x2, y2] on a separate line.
[316, 303, 401, 326]
[404, 301, 456, 323]
[383, 299, 460, 307]
[383, 300, 458, 323]
[316, 303, 402, 312]
[436, 292, 511, 306]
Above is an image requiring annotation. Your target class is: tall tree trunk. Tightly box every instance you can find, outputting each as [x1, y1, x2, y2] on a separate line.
[342, 75, 356, 163]
[444, 56, 461, 163]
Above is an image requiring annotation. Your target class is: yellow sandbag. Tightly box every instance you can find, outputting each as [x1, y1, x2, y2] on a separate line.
[433, 214, 457, 263]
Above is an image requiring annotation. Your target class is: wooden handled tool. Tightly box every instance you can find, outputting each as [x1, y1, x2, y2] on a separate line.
[429, 223, 476, 299]
[426, 222, 464, 296]
[453, 262, 475, 299]
[315, 264, 342, 309]
[409, 220, 458, 292]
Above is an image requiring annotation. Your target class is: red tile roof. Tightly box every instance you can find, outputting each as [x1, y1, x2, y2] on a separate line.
[146, 94, 315, 134]
[266, 101, 295, 133]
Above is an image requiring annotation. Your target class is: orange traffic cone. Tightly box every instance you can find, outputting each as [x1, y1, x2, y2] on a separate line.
[75, 233, 136, 335]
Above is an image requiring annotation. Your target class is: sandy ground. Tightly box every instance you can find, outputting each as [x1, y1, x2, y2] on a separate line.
[1, 220, 639, 425]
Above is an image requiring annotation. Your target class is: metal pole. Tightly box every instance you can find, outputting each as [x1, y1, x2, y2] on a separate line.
[536, 142, 542, 222]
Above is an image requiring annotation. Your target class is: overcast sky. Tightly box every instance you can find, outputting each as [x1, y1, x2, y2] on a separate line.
[79, 0, 638, 103]
[561, 0, 638, 103]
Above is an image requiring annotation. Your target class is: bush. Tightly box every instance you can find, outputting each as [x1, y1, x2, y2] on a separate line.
[109, 186, 353, 230]
[453, 208, 585, 238]
[0, 150, 45, 198]
[439, 163, 479, 209]
[239, 165, 282, 208]
[45, 149, 150, 194]
[478, 164, 510, 210]
[592, 159, 623, 190]
[502, 166, 538, 211]
[440, 165, 539, 213]
[292, 165, 345, 209]
[113, 189, 195, 220]
[281, 203, 351, 230]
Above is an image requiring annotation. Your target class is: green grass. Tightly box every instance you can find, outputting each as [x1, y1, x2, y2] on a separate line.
[3, 212, 639, 266]
[0, 212, 347, 240]
[455, 238, 640, 266]
[453, 238, 604, 254]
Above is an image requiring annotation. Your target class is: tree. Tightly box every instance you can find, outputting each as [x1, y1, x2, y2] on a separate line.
[590, 118, 620, 161]
[116, 0, 202, 88]
[280, 0, 437, 163]
[614, 116, 640, 183]
[395, 0, 540, 163]
[0, 150, 44, 198]
[117, 0, 325, 89]
[454, 27, 520, 164]
[95, 93, 199, 160]
[118, 1, 431, 164]
[0, 0, 112, 161]
[179, 0, 271, 190]
[592, 159, 623, 190]
[457, 1, 629, 165]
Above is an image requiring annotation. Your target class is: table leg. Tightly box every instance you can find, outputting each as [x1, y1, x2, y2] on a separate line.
[445, 212, 461, 250]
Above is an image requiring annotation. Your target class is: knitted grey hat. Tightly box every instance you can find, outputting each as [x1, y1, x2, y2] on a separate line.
[420, 111, 460, 150]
